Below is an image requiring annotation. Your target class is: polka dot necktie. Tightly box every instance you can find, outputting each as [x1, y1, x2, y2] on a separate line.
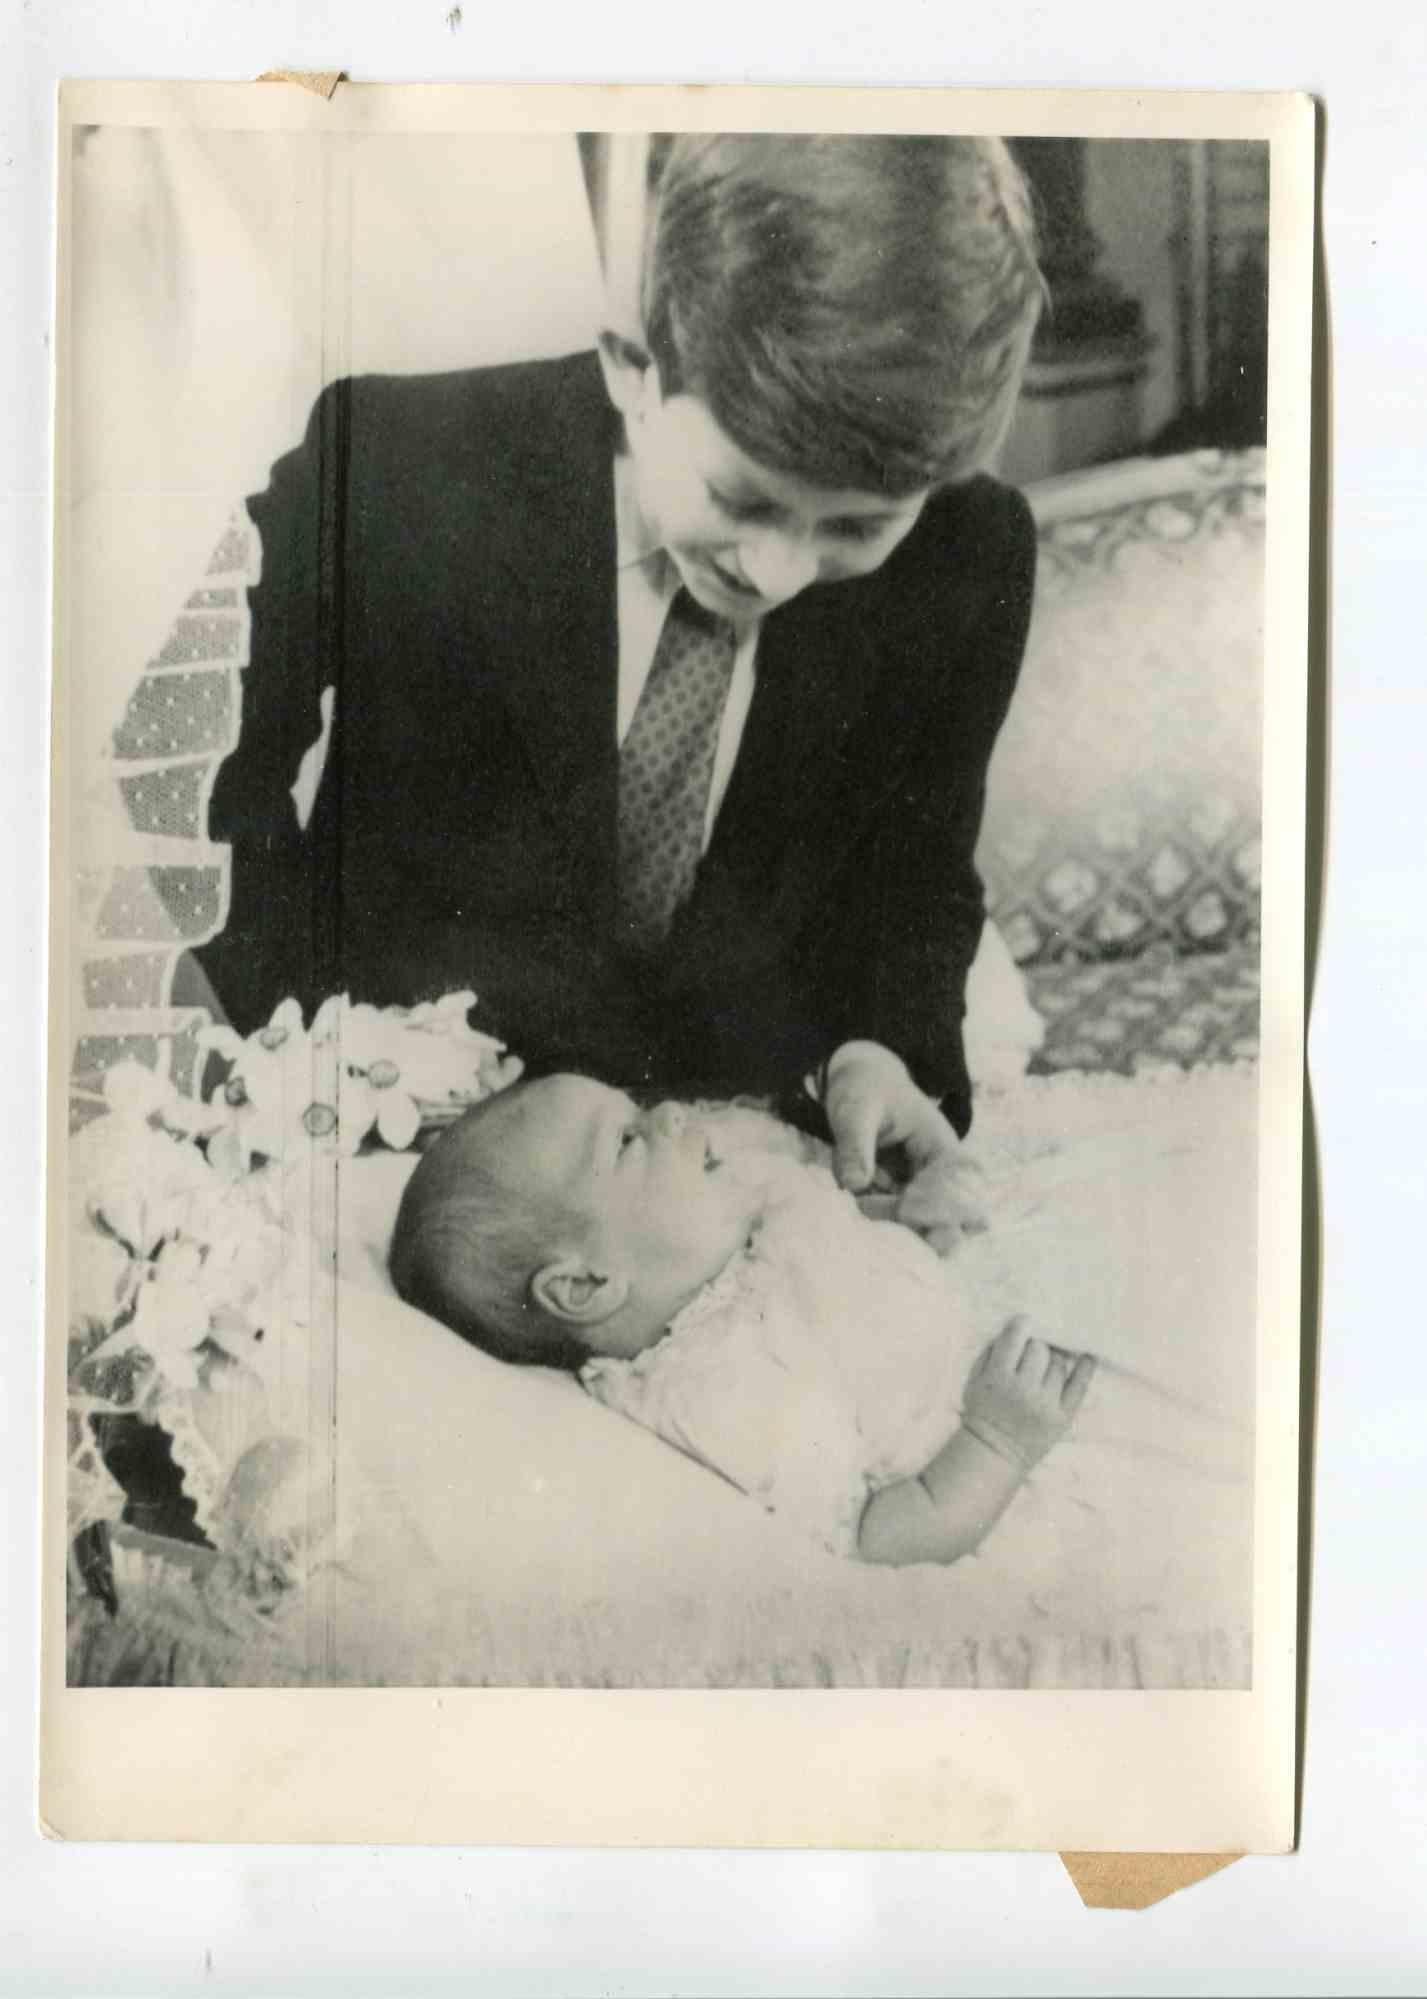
[617, 587, 738, 957]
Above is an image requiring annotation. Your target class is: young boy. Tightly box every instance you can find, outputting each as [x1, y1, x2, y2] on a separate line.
[194, 135, 1045, 1233]
[390, 1074, 1095, 1568]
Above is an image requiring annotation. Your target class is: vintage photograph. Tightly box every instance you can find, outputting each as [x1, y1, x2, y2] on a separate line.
[54, 97, 1292, 1716]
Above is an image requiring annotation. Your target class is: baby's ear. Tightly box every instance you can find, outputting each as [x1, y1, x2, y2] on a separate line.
[530, 1258, 629, 1328]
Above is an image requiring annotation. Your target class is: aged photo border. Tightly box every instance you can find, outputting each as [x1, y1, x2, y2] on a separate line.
[41, 80, 1313, 1850]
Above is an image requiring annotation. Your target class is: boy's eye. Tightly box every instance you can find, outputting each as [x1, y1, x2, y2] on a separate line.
[710, 483, 890, 545]
[826, 516, 889, 544]
[708, 486, 778, 525]
[618, 1126, 640, 1153]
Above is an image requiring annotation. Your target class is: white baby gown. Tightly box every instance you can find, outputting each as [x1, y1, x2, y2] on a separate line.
[583, 1136, 980, 1556]
[581, 1101, 1255, 1580]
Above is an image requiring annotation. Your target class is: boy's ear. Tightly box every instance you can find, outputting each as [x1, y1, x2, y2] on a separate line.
[530, 1257, 630, 1328]
[597, 330, 657, 423]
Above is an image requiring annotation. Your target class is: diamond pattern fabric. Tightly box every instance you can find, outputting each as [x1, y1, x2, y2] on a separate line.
[71, 510, 256, 1132]
[978, 454, 1264, 967]
[616, 588, 737, 957]
[1025, 941, 1260, 1077]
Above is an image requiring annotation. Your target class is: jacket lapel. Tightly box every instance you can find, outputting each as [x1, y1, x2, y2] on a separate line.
[472, 357, 623, 925]
[708, 580, 887, 896]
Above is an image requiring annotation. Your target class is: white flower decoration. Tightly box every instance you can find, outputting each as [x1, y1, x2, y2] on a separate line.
[100, 1053, 225, 1140]
[199, 992, 522, 1164]
[68, 991, 527, 1560]
[199, 999, 347, 1169]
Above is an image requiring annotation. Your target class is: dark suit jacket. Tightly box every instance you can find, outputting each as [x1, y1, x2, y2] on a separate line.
[195, 352, 1036, 1135]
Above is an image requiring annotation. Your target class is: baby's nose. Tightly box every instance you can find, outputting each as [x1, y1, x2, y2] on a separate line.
[648, 1101, 687, 1140]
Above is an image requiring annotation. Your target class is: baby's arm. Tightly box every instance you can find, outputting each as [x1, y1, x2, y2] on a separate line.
[857, 1317, 1096, 1567]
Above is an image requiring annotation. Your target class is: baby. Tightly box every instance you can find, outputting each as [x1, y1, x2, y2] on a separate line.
[389, 1073, 1096, 1567]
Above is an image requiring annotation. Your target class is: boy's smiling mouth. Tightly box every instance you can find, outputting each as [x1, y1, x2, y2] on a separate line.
[705, 555, 758, 597]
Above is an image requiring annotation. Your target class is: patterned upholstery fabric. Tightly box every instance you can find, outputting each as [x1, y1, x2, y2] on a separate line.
[978, 449, 1264, 1075]
[1025, 940, 1261, 1078]
[980, 453, 1264, 969]
[72, 449, 1264, 1119]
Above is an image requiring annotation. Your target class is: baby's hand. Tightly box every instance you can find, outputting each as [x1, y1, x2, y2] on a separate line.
[854, 1166, 988, 1252]
[894, 1155, 989, 1255]
[960, 1316, 1096, 1473]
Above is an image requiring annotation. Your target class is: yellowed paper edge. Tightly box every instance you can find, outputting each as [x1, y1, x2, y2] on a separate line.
[255, 69, 345, 100]
[1061, 1851, 1244, 1909]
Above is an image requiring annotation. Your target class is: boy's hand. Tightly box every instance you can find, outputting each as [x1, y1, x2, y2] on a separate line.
[960, 1316, 1097, 1473]
[818, 1040, 987, 1250]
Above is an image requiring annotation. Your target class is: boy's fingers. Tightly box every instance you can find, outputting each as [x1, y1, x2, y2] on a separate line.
[833, 1146, 875, 1194]
[1062, 1353, 1098, 1413]
[900, 1107, 960, 1175]
[825, 1078, 884, 1192]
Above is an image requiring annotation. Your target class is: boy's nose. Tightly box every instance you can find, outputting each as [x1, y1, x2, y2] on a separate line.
[738, 530, 820, 603]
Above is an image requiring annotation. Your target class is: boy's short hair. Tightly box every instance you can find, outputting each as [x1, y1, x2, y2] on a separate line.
[640, 134, 1046, 496]
[389, 1091, 588, 1373]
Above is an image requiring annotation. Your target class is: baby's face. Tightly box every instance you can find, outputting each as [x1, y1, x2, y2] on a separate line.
[479, 1075, 760, 1357]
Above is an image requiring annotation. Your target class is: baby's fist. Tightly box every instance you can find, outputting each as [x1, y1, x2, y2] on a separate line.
[896, 1156, 989, 1256]
[961, 1316, 1096, 1473]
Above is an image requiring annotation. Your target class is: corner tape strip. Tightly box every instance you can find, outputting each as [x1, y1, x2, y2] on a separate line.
[255, 70, 345, 100]
[1060, 1851, 1243, 1910]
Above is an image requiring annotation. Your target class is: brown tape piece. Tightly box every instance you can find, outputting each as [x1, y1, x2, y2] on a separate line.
[1060, 1851, 1242, 1910]
[255, 69, 346, 99]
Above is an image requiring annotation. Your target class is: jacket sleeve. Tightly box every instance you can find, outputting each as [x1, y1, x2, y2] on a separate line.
[194, 370, 662, 1078]
[192, 383, 350, 1033]
[845, 483, 1038, 1135]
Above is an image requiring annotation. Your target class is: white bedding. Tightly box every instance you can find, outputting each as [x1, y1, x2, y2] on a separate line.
[170, 1063, 1256, 1688]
